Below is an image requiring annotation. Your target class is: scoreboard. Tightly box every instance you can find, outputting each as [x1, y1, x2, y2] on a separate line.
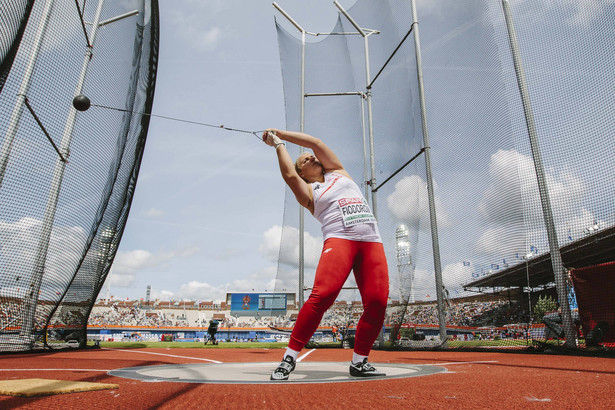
[227, 293, 288, 315]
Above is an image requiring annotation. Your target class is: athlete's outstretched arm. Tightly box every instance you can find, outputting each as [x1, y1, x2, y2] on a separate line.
[263, 131, 314, 213]
[267, 129, 345, 174]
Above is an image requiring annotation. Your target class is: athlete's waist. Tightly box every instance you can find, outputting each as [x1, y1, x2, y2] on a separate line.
[321, 220, 381, 243]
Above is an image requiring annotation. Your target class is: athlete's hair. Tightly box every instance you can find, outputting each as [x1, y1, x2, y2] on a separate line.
[294, 158, 309, 183]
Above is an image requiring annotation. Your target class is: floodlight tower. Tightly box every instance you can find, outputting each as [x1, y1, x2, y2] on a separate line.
[145, 285, 151, 310]
[97, 228, 115, 272]
[396, 225, 414, 304]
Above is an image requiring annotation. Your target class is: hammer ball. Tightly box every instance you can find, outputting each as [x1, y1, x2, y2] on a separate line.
[72, 95, 91, 111]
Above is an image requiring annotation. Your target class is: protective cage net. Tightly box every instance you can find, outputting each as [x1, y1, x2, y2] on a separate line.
[0, 0, 35, 93]
[274, 0, 615, 352]
[0, 0, 159, 351]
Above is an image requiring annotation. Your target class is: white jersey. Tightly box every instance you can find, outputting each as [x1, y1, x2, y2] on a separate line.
[311, 172, 381, 242]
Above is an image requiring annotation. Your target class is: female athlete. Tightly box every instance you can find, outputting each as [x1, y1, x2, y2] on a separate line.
[264, 129, 389, 381]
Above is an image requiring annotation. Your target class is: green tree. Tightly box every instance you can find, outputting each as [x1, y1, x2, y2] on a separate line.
[533, 295, 558, 323]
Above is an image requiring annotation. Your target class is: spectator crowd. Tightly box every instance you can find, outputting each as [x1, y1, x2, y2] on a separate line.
[83, 298, 528, 330]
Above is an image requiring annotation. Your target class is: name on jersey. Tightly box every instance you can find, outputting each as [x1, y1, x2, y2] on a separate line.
[337, 197, 376, 227]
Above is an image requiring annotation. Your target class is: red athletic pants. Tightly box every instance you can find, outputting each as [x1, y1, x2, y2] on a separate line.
[288, 238, 389, 356]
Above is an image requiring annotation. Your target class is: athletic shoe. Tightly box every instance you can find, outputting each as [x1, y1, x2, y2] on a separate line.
[349, 358, 386, 377]
[270, 355, 296, 381]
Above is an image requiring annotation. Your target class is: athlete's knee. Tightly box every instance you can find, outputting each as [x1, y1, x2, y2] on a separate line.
[305, 291, 336, 312]
[363, 295, 387, 315]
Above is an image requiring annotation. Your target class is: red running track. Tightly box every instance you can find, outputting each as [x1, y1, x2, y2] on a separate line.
[0, 347, 613, 409]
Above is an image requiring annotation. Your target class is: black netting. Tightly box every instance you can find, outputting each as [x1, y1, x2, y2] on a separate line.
[0, 0, 35, 93]
[274, 0, 615, 352]
[0, 0, 159, 351]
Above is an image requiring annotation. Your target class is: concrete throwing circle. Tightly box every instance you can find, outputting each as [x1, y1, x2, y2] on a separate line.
[108, 362, 446, 384]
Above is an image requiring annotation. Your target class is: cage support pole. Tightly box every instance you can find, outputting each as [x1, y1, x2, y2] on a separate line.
[501, 0, 575, 348]
[298, 26, 306, 309]
[410, 0, 447, 345]
[334, 0, 386, 344]
[334, 0, 378, 218]
[0, 0, 55, 191]
[360, 96, 369, 200]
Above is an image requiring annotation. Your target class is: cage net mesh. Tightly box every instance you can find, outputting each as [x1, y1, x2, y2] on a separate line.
[0, 0, 159, 351]
[0, 0, 35, 93]
[274, 0, 615, 351]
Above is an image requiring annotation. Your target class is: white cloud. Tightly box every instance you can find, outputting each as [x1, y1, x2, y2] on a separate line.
[109, 246, 200, 288]
[566, 208, 604, 239]
[155, 266, 281, 302]
[475, 149, 590, 255]
[475, 225, 525, 257]
[386, 175, 449, 230]
[481, 149, 586, 226]
[113, 250, 154, 273]
[259, 225, 322, 268]
[398, 262, 474, 302]
[178, 280, 226, 301]
[226, 268, 278, 295]
[267, 265, 300, 294]
[546, 170, 586, 220]
[108, 250, 155, 288]
[478, 149, 526, 225]
[402, 266, 433, 302]
[151, 289, 175, 301]
[0, 217, 87, 297]
[441, 262, 476, 298]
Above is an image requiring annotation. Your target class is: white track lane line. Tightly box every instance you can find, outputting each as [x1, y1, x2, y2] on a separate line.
[101, 347, 223, 363]
[296, 348, 316, 362]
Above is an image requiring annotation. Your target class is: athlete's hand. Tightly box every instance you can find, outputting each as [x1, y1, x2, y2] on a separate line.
[263, 129, 284, 148]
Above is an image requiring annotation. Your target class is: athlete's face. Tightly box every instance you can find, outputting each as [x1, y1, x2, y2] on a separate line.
[296, 153, 323, 181]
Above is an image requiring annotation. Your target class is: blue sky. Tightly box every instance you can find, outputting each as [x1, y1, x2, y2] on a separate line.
[0, 0, 611, 306]
[104, 0, 358, 302]
[103, 0, 615, 303]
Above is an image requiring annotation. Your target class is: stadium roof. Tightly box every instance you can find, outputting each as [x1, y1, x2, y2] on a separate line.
[464, 225, 615, 292]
